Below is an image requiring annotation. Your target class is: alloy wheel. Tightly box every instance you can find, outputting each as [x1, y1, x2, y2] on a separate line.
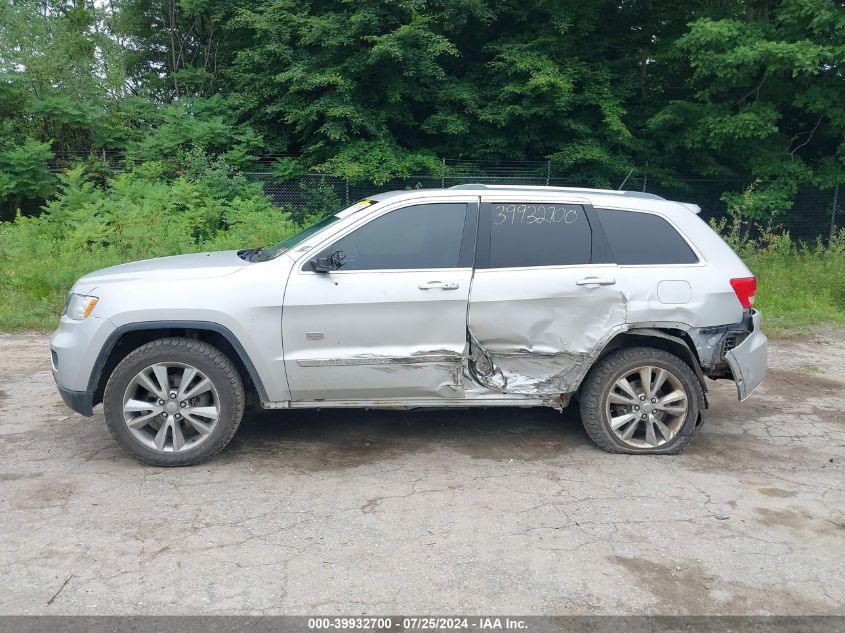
[122, 362, 220, 453]
[604, 365, 688, 448]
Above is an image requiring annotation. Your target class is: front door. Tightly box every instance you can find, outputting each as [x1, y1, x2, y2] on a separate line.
[282, 197, 478, 401]
[467, 197, 628, 395]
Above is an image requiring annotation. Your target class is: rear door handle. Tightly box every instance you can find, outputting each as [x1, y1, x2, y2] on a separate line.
[419, 281, 459, 290]
[576, 276, 616, 286]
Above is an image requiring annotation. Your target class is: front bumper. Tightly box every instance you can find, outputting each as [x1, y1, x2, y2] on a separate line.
[57, 385, 94, 417]
[50, 315, 115, 417]
[725, 309, 768, 401]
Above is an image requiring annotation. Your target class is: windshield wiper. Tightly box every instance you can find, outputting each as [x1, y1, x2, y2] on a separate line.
[237, 247, 266, 262]
[249, 247, 266, 262]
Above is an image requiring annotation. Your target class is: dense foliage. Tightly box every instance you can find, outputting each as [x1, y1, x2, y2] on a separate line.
[0, 158, 296, 329]
[1, 0, 843, 219]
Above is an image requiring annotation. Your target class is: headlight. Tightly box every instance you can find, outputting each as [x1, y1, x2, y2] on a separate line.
[63, 293, 99, 320]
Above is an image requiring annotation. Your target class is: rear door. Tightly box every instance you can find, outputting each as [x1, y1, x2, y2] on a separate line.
[467, 197, 628, 395]
[282, 196, 478, 401]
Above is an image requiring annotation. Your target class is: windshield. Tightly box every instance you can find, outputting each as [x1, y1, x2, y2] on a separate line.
[254, 199, 375, 261]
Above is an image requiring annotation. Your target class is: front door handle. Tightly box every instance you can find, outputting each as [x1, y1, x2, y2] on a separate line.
[576, 276, 616, 286]
[419, 281, 459, 290]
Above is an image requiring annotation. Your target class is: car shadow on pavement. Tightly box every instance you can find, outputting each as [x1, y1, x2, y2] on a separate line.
[221, 405, 589, 471]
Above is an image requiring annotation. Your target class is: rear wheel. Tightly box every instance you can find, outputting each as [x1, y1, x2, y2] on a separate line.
[579, 346, 704, 454]
[103, 337, 244, 466]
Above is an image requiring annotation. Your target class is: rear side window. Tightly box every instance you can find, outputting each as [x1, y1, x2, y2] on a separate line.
[320, 203, 467, 270]
[487, 202, 591, 268]
[595, 208, 699, 265]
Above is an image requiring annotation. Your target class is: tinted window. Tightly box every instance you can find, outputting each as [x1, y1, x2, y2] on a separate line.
[487, 202, 591, 268]
[321, 203, 467, 270]
[596, 208, 698, 265]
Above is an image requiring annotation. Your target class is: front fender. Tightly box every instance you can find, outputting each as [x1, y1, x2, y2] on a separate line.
[95, 263, 290, 402]
[90, 319, 277, 403]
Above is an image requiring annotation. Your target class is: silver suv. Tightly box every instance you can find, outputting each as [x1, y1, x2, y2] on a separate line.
[50, 185, 767, 465]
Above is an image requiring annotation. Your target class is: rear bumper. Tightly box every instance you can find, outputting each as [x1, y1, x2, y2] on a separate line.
[725, 309, 768, 401]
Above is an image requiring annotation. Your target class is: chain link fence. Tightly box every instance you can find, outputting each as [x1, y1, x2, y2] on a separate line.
[245, 164, 843, 243]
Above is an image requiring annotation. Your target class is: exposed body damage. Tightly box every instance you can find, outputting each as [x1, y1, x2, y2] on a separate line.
[692, 314, 753, 370]
[296, 350, 466, 399]
[277, 310, 758, 411]
[467, 327, 624, 396]
[465, 311, 761, 406]
[465, 265, 629, 396]
[292, 352, 465, 400]
[689, 311, 767, 401]
[465, 323, 718, 401]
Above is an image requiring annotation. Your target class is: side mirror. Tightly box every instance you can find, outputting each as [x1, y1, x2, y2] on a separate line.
[309, 250, 345, 273]
[309, 257, 333, 273]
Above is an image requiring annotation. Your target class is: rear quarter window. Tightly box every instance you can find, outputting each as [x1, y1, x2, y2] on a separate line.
[595, 208, 699, 265]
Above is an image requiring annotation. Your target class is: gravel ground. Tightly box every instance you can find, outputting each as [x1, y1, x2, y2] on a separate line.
[0, 332, 843, 615]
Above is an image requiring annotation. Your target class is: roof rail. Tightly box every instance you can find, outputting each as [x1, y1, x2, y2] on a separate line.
[448, 183, 665, 200]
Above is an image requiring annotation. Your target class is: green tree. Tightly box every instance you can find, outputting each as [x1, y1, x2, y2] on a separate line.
[0, 0, 127, 214]
[226, 0, 651, 184]
[124, 96, 264, 170]
[0, 138, 54, 219]
[111, 0, 241, 99]
[649, 0, 845, 218]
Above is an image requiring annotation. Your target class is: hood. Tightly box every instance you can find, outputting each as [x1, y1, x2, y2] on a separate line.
[75, 251, 248, 291]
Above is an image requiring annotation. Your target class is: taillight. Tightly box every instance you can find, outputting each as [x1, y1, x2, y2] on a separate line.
[730, 277, 756, 309]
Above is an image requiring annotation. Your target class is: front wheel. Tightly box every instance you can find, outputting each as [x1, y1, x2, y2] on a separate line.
[579, 347, 704, 454]
[103, 337, 245, 466]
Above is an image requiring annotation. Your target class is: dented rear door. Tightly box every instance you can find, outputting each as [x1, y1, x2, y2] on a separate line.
[467, 198, 628, 395]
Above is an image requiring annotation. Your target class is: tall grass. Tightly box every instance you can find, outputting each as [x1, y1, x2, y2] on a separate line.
[710, 216, 845, 337]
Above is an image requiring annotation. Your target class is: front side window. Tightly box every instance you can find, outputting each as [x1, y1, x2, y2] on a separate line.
[487, 202, 592, 268]
[318, 203, 468, 271]
[595, 208, 699, 265]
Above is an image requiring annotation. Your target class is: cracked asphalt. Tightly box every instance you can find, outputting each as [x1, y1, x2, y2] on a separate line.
[0, 332, 843, 615]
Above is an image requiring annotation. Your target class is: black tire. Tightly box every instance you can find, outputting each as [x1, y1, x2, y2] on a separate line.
[103, 337, 245, 466]
[579, 346, 704, 454]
